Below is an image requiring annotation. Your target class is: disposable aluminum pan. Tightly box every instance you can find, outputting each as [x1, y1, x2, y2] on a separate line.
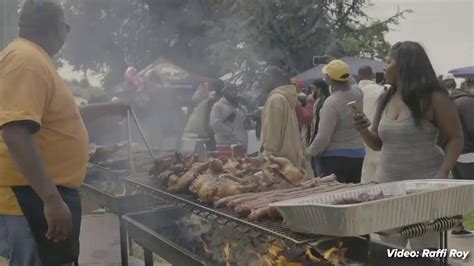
[270, 179, 474, 237]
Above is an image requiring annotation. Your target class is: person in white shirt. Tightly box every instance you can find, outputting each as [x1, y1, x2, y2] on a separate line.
[358, 66, 384, 183]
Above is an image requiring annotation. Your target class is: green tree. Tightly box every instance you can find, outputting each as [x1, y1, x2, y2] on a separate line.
[61, 0, 410, 90]
[68, 76, 105, 101]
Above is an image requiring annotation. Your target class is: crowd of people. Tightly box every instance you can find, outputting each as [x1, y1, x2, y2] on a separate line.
[187, 42, 474, 242]
[0, 1, 473, 265]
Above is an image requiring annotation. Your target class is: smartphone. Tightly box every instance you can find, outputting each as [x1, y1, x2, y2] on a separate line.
[347, 101, 360, 114]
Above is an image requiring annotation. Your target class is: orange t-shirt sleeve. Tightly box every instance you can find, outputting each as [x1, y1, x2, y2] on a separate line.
[0, 68, 48, 132]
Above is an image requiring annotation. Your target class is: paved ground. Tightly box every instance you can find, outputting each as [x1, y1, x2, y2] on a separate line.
[80, 213, 474, 266]
[79, 213, 122, 266]
[79, 213, 171, 266]
[449, 237, 474, 266]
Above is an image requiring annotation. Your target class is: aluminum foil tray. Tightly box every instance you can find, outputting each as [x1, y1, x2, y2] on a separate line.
[271, 179, 474, 237]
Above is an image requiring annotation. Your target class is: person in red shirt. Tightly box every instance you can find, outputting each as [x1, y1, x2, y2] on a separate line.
[292, 79, 314, 128]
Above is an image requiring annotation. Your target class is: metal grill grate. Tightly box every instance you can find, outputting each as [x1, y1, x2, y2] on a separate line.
[122, 176, 322, 245]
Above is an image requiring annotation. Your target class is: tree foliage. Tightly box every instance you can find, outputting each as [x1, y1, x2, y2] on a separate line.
[67, 76, 106, 101]
[61, 0, 410, 90]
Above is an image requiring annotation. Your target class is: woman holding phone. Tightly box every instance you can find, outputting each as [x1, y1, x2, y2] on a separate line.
[352, 41, 463, 248]
[353, 41, 463, 181]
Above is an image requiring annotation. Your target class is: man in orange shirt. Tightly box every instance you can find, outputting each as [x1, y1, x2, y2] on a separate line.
[0, 2, 89, 265]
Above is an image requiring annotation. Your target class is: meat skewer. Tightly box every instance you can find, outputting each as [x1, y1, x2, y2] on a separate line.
[247, 183, 365, 221]
[226, 185, 320, 208]
[224, 181, 340, 208]
[214, 175, 338, 208]
[234, 183, 353, 215]
[301, 174, 337, 187]
[234, 183, 341, 211]
[215, 185, 310, 208]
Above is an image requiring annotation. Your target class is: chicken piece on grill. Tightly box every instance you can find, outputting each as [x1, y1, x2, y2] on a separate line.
[182, 154, 200, 169]
[243, 171, 279, 191]
[242, 157, 266, 169]
[268, 155, 306, 184]
[149, 156, 176, 177]
[167, 162, 210, 192]
[190, 174, 214, 194]
[168, 175, 178, 186]
[196, 178, 219, 203]
[208, 158, 224, 174]
[154, 170, 174, 186]
[219, 173, 244, 183]
[170, 163, 186, 173]
[223, 159, 240, 174]
[235, 167, 260, 178]
[213, 178, 255, 200]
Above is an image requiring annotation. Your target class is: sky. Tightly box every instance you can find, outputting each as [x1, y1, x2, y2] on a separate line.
[367, 0, 474, 74]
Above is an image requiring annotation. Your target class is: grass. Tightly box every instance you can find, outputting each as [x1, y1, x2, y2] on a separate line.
[464, 212, 474, 231]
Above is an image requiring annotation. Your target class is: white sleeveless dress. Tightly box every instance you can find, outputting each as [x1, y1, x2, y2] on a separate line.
[377, 112, 444, 182]
[377, 112, 442, 249]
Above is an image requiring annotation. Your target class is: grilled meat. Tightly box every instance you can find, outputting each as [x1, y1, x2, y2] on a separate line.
[214, 179, 254, 200]
[182, 154, 200, 169]
[268, 155, 306, 185]
[190, 174, 214, 194]
[149, 156, 176, 177]
[153, 170, 174, 186]
[332, 191, 391, 205]
[223, 160, 240, 174]
[209, 158, 224, 174]
[167, 162, 210, 193]
[196, 178, 220, 203]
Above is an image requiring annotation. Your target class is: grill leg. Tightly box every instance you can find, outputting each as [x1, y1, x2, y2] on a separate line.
[362, 235, 372, 266]
[144, 248, 153, 266]
[119, 218, 129, 266]
[439, 231, 448, 265]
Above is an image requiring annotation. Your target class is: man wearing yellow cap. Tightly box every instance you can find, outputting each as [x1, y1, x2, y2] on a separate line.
[307, 60, 365, 183]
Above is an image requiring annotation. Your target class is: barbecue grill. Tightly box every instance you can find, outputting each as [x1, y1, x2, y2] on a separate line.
[82, 145, 465, 266]
[123, 176, 320, 245]
[119, 176, 446, 266]
[80, 164, 168, 266]
[123, 206, 443, 266]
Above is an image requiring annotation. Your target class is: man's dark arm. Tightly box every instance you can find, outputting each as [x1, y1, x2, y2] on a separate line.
[2, 122, 72, 242]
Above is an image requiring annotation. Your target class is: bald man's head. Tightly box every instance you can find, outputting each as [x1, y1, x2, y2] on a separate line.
[261, 66, 291, 92]
[19, 1, 69, 56]
[358, 66, 374, 81]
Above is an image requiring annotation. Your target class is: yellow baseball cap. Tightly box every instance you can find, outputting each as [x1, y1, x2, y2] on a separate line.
[322, 59, 351, 81]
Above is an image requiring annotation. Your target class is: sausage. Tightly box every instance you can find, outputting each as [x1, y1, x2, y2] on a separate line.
[248, 206, 282, 221]
[235, 183, 340, 210]
[227, 182, 340, 208]
[215, 177, 341, 208]
[242, 183, 364, 220]
[223, 186, 309, 208]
